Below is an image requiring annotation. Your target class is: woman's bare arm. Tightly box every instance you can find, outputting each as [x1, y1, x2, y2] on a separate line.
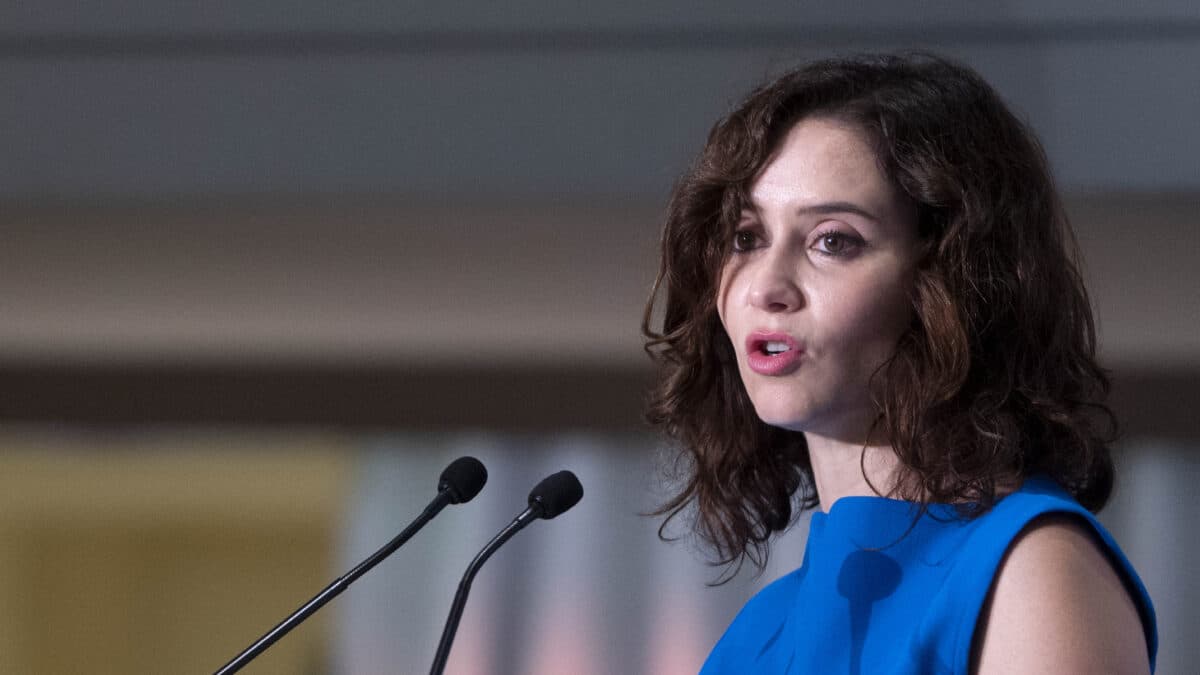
[972, 514, 1150, 675]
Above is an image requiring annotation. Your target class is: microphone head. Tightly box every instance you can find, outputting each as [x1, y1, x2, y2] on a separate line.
[527, 470, 583, 519]
[439, 456, 488, 504]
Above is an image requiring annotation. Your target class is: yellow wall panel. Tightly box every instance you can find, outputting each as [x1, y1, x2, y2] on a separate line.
[0, 431, 352, 674]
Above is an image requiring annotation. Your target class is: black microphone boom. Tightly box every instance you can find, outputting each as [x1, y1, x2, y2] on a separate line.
[214, 456, 487, 675]
[429, 470, 583, 675]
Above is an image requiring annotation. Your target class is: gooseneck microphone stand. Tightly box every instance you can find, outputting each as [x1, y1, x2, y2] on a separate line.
[429, 508, 535, 674]
[215, 456, 487, 675]
[429, 470, 583, 675]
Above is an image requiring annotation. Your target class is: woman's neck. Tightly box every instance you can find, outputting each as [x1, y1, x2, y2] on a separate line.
[804, 433, 903, 513]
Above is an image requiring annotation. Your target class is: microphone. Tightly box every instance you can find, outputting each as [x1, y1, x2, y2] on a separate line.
[214, 456, 487, 675]
[429, 470, 583, 675]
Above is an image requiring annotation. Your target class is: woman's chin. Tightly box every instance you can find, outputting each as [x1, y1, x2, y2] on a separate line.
[752, 404, 876, 443]
[751, 405, 811, 433]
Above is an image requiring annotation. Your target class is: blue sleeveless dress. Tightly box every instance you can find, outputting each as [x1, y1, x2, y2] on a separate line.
[700, 477, 1157, 674]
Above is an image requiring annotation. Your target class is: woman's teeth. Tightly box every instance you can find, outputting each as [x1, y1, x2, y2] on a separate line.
[764, 341, 790, 355]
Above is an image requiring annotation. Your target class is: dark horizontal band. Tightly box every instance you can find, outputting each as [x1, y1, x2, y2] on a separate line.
[0, 361, 1194, 440]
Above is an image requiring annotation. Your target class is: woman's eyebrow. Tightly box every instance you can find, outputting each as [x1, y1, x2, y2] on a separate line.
[794, 201, 880, 222]
[740, 201, 881, 224]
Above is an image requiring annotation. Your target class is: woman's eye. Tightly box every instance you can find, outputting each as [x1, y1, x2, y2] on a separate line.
[732, 230, 758, 252]
[812, 231, 863, 256]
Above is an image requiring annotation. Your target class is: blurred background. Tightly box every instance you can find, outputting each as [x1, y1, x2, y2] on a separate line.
[1, 2, 1197, 673]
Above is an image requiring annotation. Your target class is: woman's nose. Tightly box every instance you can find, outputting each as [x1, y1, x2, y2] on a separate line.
[747, 251, 803, 312]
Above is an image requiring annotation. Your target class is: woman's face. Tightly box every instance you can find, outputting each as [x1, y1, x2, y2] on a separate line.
[717, 116, 922, 443]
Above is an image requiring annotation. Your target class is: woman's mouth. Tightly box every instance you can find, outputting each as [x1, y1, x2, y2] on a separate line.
[745, 333, 803, 376]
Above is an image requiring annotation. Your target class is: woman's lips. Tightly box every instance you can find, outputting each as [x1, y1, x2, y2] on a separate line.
[744, 333, 803, 376]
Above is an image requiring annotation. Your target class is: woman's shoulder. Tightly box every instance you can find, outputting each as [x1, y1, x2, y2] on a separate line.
[970, 512, 1152, 674]
[961, 476, 1127, 556]
[699, 566, 807, 673]
[722, 564, 807, 631]
[920, 476, 1157, 674]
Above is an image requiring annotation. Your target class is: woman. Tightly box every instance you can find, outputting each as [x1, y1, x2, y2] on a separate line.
[642, 53, 1157, 674]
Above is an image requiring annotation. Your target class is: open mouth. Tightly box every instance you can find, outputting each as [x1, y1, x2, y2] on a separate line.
[748, 335, 799, 355]
[745, 334, 803, 375]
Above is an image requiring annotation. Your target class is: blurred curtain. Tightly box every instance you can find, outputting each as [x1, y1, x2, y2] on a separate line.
[1100, 438, 1199, 675]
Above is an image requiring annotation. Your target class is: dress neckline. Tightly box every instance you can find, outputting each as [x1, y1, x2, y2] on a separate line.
[808, 476, 1058, 544]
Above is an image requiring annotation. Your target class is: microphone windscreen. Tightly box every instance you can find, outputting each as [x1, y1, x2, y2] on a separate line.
[439, 456, 488, 504]
[527, 470, 583, 519]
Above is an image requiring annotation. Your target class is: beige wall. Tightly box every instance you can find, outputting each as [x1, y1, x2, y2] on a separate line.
[2, 194, 1196, 371]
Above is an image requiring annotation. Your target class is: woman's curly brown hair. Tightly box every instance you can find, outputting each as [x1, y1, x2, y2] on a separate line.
[642, 53, 1116, 579]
